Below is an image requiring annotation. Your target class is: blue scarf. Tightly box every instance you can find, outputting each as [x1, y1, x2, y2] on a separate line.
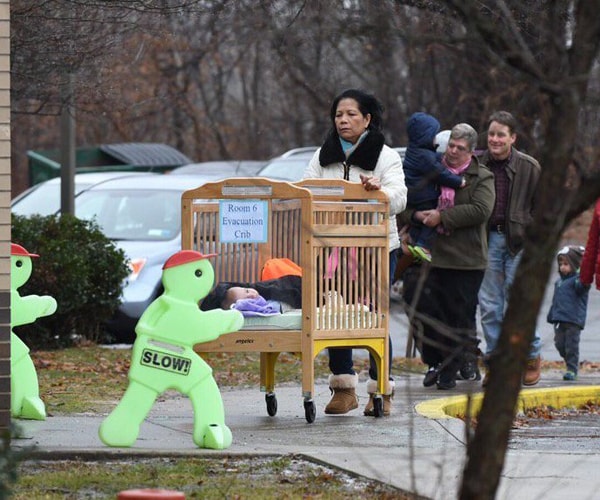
[339, 130, 370, 157]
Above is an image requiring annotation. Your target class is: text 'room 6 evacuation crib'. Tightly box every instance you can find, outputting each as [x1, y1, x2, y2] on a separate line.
[181, 178, 390, 422]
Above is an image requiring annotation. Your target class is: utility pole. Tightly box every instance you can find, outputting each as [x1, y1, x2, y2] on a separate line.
[60, 73, 75, 215]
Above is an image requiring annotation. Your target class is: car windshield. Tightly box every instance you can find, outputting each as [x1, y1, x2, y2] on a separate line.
[12, 182, 96, 217]
[75, 189, 182, 241]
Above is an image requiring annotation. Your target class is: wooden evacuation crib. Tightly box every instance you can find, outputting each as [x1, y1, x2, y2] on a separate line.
[181, 178, 390, 422]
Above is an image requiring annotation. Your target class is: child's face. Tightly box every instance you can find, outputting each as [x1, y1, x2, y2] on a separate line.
[558, 256, 572, 276]
[222, 286, 259, 309]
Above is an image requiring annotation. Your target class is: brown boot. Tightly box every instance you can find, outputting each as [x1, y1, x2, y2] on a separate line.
[324, 374, 359, 414]
[523, 356, 541, 386]
[363, 379, 394, 416]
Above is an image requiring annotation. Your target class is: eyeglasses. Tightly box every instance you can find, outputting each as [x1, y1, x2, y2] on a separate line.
[447, 142, 469, 153]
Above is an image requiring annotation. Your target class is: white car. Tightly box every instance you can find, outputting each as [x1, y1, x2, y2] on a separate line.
[12, 171, 237, 343]
[73, 173, 227, 342]
[11, 172, 155, 217]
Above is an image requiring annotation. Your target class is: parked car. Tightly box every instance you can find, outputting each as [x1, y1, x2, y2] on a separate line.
[169, 160, 265, 177]
[69, 173, 227, 342]
[12, 164, 263, 343]
[11, 172, 156, 217]
[12, 171, 227, 343]
[279, 146, 319, 158]
[257, 149, 316, 181]
[258, 146, 405, 182]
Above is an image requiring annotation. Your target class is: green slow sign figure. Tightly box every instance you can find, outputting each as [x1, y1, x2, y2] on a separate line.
[99, 250, 244, 449]
[11, 243, 57, 420]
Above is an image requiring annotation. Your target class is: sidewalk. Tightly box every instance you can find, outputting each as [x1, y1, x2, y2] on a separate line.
[13, 370, 600, 500]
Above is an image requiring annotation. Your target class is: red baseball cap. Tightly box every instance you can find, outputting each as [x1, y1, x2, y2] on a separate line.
[162, 250, 217, 270]
[11, 243, 39, 258]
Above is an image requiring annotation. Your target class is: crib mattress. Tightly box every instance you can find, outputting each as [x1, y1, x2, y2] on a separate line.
[240, 305, 373, 331]
[241, 309, 302, 330]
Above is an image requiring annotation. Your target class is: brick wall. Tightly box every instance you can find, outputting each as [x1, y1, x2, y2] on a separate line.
[0, 0, 10, 430]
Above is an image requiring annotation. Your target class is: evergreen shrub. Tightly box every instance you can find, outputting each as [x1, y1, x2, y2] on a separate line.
[11, 214, 130, 348]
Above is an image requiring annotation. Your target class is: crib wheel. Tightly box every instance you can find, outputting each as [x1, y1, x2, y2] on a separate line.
[304, 400, 316, 423]
[265, 393, 277, 417]
[373, 395, 383, 418]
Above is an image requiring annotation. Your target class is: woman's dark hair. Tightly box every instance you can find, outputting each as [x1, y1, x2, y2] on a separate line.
[329, 89, 384, 132]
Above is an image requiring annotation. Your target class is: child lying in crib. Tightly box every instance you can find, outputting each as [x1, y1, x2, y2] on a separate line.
[221, 287, 288, 316]
[200, 275, 302, 315]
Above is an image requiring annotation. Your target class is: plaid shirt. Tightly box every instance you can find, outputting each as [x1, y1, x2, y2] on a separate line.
[487, 154, 511, 227]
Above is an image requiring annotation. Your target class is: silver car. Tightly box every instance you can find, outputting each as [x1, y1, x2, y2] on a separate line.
[257, 150, 316, 181]
[74, 173, 230, 342]
[170, 160, 265, 177]
[257, 146, 405, 182]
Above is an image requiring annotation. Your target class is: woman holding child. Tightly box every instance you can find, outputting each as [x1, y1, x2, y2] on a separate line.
[400, 123, 495, 390]
[303, 88, 407, 416]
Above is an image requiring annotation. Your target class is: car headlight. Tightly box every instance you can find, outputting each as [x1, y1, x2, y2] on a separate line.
[127, 257, 147, 282]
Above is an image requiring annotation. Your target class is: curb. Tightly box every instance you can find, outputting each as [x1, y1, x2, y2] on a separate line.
[416, 385, 600, 419]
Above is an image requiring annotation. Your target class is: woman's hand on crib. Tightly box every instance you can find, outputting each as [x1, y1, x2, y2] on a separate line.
[359, 174, 381, 191]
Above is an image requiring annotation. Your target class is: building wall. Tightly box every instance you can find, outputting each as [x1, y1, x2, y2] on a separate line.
[0, 0, 10, 430]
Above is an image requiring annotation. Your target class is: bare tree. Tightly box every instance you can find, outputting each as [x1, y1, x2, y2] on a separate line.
[11, 0, 139, 189]
[453, 3, 600, 498]
[390, 1, 600, 498]
[17, 0, 584, 195]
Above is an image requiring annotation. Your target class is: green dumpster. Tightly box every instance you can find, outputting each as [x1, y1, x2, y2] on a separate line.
[27, 143, 192, 186]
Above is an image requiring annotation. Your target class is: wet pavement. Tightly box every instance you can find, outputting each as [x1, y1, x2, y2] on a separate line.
[11, 269, 600, 499]
[509, 410, 600, 451]
[14, 368, 600, 500]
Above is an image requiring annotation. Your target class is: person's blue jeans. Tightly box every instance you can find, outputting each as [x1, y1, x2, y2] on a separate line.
[478, 231, 541, 359]
[328, 248, 398, 380]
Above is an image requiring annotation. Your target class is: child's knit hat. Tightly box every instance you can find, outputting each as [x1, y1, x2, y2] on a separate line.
[557, 245, 585, 272]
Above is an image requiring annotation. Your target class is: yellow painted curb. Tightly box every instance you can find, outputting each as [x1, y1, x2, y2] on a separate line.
[416, 385, 600, 419]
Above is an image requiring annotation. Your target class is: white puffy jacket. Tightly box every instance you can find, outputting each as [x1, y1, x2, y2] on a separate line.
[303, 145, 407, 251]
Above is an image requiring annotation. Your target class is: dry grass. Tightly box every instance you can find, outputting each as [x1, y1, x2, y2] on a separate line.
[14, 456, 412, 499]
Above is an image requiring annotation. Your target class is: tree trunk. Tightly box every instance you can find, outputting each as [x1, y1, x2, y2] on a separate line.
[460, 90, 582, 498]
